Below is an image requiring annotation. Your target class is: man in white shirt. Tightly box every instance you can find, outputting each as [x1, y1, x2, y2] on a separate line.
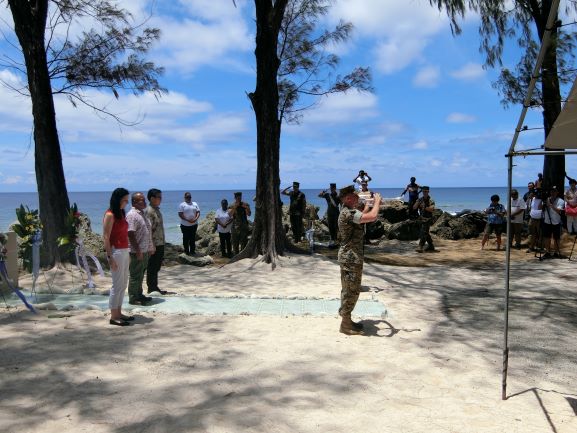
[178, 192, 200, 255]
[215, 199, 232, 258]
[509, 189, 525, 249]
[542, 186, 565, 258]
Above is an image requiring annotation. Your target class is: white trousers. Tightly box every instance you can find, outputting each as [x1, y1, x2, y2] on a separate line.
[109, 248, 129, 309]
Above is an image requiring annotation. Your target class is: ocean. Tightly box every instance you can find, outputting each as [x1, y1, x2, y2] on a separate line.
[0, 187, 526, 244]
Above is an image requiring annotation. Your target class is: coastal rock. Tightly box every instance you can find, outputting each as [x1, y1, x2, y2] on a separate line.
[380, 200, 409, 223]
[177, 253, 214, 266]
[430, 211, 486, 240]
[383, 219, 421, 241]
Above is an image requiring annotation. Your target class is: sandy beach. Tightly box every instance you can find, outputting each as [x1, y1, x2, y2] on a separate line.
[1, 237, 577, 433]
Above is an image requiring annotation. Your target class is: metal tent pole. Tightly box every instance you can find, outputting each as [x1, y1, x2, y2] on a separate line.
[501, 0, 560, 401]
[502, 154, 513, 400]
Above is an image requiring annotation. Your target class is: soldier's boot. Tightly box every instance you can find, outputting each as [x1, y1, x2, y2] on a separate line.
[340, 315, 364, 335]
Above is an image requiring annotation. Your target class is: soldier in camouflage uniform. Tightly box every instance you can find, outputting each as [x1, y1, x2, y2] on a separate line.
[230, 192, 251, 255]
[414, 185, 435, 252]
[338, 185, 382, 335]
[282, 181, 307, 242]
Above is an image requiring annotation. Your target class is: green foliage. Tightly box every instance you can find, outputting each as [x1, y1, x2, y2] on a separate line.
[277, 0, 372, 123]
[11, 205, 42, 272]
[56, 203, 82, 249]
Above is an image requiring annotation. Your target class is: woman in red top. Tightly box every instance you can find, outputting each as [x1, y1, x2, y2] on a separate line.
[103, 188, 133, 326]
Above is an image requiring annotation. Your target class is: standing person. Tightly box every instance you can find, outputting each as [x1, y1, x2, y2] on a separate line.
[103, 187, 134, 326]
[353, 170, 372, 190]
[401, 177, 421, 219]
[509, 189, 525, 249]
[565, 178, 577, 235]
[145, 188, 167, 295]
[523, 181, 536, 222]
[215, 199, 233, 257]
[126, 192, 154, 305]
[178, 192, 200, 255]
[337, 185, 382, 335]
[230, 192, 251, 255]
[542, 186, 565, 258]
[481, 194, 506, 251]
[318, 183, 341, 246]
[282, 181, 306, 242]
[414, 186, 436, 252]
[526, 189, 543, 252]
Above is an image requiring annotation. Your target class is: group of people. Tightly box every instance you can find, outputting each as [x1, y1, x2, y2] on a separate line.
[179, 191, 251, 258]
[103, 188, 166, 326]
[480, 174, 577, 258]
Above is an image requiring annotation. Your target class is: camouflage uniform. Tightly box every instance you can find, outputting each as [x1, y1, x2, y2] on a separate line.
[337, 206, 365, 317]
[231, 202, 249, 254]
[416, 195, 435, 250]
[288, 190, 307, 242]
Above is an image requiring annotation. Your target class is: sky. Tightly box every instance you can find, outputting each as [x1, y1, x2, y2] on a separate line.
[0, 0, 576, 192]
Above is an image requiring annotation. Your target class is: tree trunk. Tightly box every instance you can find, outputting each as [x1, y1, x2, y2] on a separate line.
[539, 0, 564, 191]
[9, 0, 70, 266]
[237, 0, 289, 267]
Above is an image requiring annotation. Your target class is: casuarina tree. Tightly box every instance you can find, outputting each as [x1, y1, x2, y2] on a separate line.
[237, 0, 372, 266]
[430, 0, 577, 191]
[4, 0, 164, 266]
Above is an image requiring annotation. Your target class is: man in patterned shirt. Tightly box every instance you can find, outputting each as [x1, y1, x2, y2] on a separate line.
[338, 185, 382, 335]
[126, 192, 155, 305]
[145, 188, 167, 295]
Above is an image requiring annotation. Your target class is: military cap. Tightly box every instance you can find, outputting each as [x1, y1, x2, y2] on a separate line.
[234, 191, 242, 197]
[293, 181, 300, 187]
[421, 185, 430, 191]
[339, 185, 356, 198]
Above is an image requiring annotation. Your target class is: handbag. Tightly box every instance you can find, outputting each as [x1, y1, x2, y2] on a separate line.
[566, 204, 577, 216]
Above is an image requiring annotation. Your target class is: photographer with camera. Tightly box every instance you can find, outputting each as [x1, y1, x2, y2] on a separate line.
[481, 194, 506, 251]
[542, 186, 565, 259]
[353, 170, 372, 191]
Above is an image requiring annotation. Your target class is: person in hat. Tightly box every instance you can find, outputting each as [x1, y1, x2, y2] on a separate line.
[337, 185, 382, 335]
[282, 181, 307, 242]
[318, 183, 341, 245]
[542, 186, 565, 258]
[413, 186, 436, 252]
[401, 176, 421, 219]
[229, 192, 251, 255]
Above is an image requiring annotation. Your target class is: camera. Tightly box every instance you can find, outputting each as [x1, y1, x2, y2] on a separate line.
[487, 207, 495, 214]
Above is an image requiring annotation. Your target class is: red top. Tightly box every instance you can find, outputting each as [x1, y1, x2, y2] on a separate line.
[106, 210, 129, 249]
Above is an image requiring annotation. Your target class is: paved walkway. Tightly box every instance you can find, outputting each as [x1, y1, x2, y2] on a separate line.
[4, 291, 387, 317]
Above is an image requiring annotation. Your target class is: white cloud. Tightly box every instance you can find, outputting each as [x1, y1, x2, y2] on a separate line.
[292, 91, 379, 127]
[412, 140, 428, 149]
[329, 0, 449, 74]
[149, 2, 253, 74]
[413, 65, 440, 88]
[446, 112, 476, 123]
[451, 62, 485, 80]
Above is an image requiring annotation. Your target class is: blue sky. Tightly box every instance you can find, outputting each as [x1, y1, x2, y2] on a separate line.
[0, 0, 576, 192]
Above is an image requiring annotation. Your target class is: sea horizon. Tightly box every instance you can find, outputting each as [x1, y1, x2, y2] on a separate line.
[0, 186, 537, 245]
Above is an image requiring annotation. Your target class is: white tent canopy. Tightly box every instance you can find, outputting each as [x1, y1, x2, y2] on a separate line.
[543, 77, 577, 150]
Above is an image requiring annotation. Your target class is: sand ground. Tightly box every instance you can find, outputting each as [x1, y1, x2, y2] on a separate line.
[1, 237, 577, 433]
